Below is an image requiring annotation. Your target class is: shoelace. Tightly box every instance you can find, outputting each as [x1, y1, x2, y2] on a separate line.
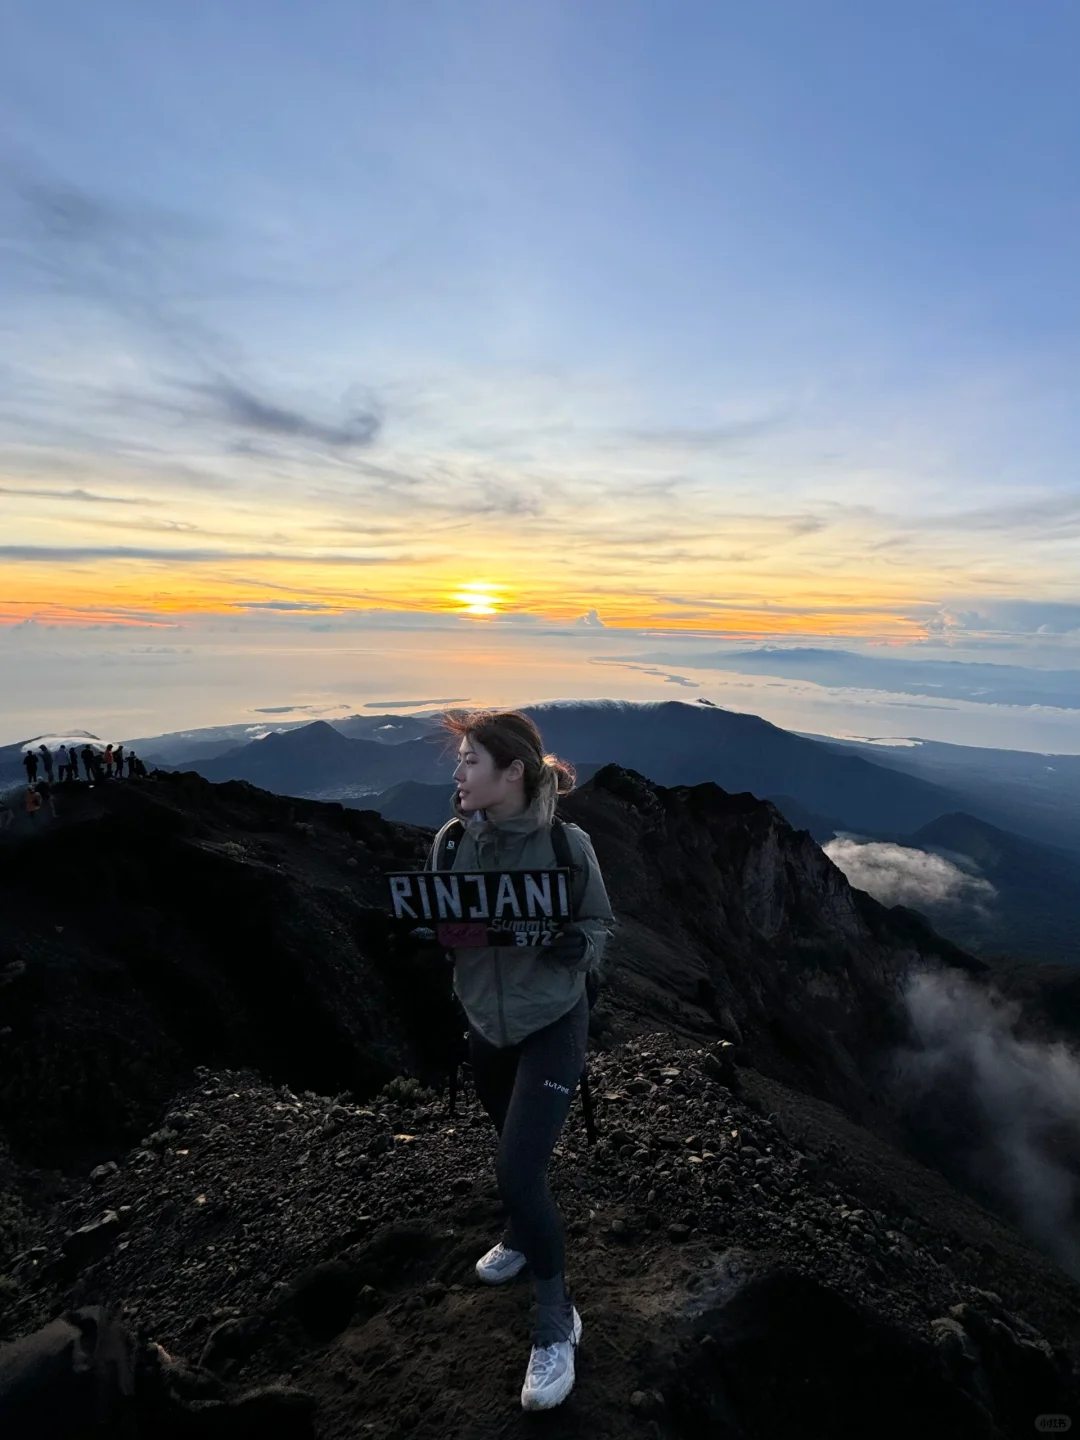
[526, 1344, 563, 1381]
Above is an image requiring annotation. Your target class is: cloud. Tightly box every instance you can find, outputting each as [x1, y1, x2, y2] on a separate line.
[236, 601, 339, 612]
[928, 493, 1080, 539]
[180, 377, 381, 449]
[0, 545, 410, 565]
[887, 967, 1080, 1276]
[913, 601, 1080, 640]
[574, 609, 606, 628]
[824, 838, 996, 910]
[360, 697, 470, 709]
[0, 485, 154, 506]
[251, 705, 316, 714]
[619, 412, 789, 450]
[4, 174, 382, 459]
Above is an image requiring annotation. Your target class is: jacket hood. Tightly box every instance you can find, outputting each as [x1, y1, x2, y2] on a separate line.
[450, 760, 559, 834]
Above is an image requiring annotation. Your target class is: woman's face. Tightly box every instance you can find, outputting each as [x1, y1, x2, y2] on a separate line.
[453, 734, 524, 811]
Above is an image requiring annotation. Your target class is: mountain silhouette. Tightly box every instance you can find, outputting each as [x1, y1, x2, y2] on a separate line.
[168, 701, 967, 836]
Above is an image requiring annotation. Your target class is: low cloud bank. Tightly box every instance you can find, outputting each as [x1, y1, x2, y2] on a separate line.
[824, 837, 996, 910]
[888, 967, 1080, 1277]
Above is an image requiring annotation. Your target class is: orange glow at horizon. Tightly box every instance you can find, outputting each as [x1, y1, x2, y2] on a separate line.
[0, 539, 962, 641]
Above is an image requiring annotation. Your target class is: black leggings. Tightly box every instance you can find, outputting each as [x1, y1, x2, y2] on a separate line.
[468, 992, 589, 1283]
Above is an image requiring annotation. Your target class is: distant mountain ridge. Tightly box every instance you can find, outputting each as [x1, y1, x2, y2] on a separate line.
[819, 733, 1080, 859]
[171, 700, 967, 834]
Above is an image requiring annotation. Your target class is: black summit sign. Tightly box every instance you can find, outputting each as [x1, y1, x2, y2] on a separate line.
[385, 867, 574, 948]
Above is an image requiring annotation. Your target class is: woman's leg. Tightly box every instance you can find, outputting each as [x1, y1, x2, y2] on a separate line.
[468, 1025, 526, 1251]
[494, 993, 588, 1317]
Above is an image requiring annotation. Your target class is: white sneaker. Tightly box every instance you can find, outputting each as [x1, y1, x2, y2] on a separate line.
[474, 1241, 528, 1284]
[520, 1306, 583, 1411]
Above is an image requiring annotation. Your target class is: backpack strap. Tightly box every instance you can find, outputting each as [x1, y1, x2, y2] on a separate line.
[550, 817, 586, 921]
[426, 818, 465, 872]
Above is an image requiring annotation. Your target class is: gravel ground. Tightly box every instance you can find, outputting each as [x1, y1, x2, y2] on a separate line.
[7, 1032, 1077, 1438]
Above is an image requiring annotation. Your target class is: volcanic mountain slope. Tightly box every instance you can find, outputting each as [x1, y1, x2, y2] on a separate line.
[0, 761, 978, 1171]
[3, 766, 1080, 1436]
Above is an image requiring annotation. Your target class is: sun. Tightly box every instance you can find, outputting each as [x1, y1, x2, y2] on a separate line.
[452, 582, 504, 616]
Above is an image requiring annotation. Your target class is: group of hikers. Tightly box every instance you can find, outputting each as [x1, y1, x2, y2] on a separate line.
[22, 741, 148, 787]
[0, 740, 151, 830]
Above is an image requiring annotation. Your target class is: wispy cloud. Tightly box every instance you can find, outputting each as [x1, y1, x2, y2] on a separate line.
[0, 544, 416, 565]
[3, 173, 382, 459]
[824, 838, 996, 910]
[925, 493, 1080, 539]
[0, 484, 155, 505]
[361, 697, 470, 709]
[618, 411, 789, 450]
[888, 967, 1080, 1276]
[171, 376, 381, 449]
[238, 600, 339, 612]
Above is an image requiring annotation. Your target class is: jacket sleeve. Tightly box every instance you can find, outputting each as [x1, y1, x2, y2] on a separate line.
[561, 826, 616, 974]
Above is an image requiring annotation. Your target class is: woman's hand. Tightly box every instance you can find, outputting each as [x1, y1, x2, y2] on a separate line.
[547, 923, 589, 965]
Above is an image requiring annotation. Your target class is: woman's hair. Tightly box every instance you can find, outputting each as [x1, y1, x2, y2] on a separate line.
[441, 709, 576, 802]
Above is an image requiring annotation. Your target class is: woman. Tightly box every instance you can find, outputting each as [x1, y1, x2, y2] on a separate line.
[427, 708, 615, 1412]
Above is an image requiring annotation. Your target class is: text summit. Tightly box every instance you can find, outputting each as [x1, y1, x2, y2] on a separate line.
[388, 868, 573, 924]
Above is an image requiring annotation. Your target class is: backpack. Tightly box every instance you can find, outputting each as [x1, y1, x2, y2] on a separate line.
[433, 814, 601, 1142]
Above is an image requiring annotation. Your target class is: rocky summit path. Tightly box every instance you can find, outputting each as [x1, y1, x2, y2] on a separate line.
[8, 1031, 1077, 1439]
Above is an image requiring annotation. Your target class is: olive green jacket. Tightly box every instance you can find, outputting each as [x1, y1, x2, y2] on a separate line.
[425, 784, 615, 1048]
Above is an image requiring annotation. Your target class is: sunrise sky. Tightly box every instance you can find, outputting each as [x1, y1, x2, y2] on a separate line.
[2, 2, 1078, 747]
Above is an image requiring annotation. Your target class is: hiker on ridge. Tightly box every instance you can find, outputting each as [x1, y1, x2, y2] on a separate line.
[22, 750, 37, 785]
[56, 745, 71, 783]
[38, 745, 53, 784]
[426, 708, 614, 1413]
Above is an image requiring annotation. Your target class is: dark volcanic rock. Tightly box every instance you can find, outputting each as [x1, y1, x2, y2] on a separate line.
[6, 1039, 1079, 1439]
[0, 773, 454, 1168]
[0, 763, 983, 1180]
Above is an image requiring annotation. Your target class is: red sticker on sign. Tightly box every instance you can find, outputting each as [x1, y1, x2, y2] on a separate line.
[436, 921, 490, 947]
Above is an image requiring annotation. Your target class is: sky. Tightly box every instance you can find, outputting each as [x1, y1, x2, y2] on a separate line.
[2, 1, 1079, 749]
